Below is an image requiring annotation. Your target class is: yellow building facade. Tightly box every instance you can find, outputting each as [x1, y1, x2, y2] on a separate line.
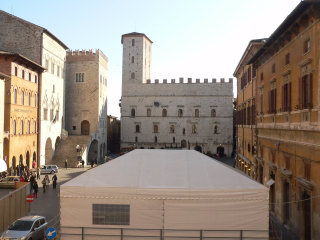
[0, 51, 43, 174]
[247, 2, 320, 239]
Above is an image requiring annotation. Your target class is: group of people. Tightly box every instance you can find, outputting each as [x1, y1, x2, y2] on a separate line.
[29, 173, 58, 197]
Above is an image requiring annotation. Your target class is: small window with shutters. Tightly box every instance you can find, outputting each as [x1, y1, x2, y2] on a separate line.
[285, 53, 290, 65]
[303, 38, 311, 54]
[282, 75, 291, 112]
[299, 73, 313, 109]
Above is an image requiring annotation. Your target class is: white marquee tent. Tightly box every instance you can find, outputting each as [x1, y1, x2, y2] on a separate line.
[60, 150, 268, 239]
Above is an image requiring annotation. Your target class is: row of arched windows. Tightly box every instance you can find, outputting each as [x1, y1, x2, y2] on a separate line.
[134, 124, 219, 134]
[12, 119, 37, 135]
[13, 89, 37, 107]
[131, 108, 216, 117]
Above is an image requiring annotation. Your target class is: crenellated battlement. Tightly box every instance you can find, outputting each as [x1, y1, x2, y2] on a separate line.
[145, 77, 233, 84]
[67, 49, 108, 62]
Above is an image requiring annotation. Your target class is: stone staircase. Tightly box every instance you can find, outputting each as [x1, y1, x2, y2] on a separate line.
[52, 135, 91, 168]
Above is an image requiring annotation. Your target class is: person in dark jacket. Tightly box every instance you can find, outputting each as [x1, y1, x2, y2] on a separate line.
[33, 181, 38, 198]
[52, 174, 57, 189]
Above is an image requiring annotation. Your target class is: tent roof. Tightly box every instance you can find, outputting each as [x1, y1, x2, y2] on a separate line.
[64, 150, 265, 190]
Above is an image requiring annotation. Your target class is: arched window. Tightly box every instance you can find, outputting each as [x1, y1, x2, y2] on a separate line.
[170, 125, 175, 133]
[211, 109, 216, 117]
[192, 124, 197, 134]
[131, 72, 135, 79]
[21, 120, 24, 134]
[13, 120, 16, 135]
[27, 120, 30, 134]
[214, 125, 218, 134]
[28, 93, 31, 106]
[135, 125, 140, 133]
[21, 91, 24, 105]
[147, 108, 151, 117]
[34, 93, 37, 107]
[131, 108, 135, 117]
[34, 120, 37, 133]
[153, 125, 158, 133]
[178, 109, 183, 117]
[162, 109, 167, 117]
[195, 109, 199, 117]
[14, 89, 17, 104]
[131, 56, 134, 63]
[154, 136, 158, 143]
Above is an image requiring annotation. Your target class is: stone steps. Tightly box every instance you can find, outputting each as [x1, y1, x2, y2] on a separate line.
[52, 135, 91, 168]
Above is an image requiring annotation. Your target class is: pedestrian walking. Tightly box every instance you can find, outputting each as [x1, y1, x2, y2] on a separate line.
[30, 174, 35, 194]
[42, 178, 46, 192]
[65, 159, 68, 169]
[33, 181, 38, 198]
[32, 160, 36, 169]
[45, 174, 50, 189]
[36, 167, 40, 179]
[52, 174, 57, 189]
[81, 160, 84, 168]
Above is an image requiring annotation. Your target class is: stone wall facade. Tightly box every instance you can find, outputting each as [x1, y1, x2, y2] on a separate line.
[0, 10, 68, 166]
[65, 49, 108, 163]
[121, 33, 233, 156]
[0, 74, 6, 163]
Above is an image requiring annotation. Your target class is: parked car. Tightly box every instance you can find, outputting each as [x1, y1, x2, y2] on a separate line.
[0, 176, 20, 189]
[40, 165, 58, 174]
[0, 215, 47, 240]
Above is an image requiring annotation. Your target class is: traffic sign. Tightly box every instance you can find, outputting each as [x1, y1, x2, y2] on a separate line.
[26, 195, 34, 203]
[46, 227, 57, 239]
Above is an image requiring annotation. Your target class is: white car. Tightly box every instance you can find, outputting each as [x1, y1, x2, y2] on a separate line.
[0, 215, 47, 240]
[40, 165, 59, 174]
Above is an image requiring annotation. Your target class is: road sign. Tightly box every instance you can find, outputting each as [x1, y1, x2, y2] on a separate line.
[26, 195, 34, 203]
[46, 227, 57, 239]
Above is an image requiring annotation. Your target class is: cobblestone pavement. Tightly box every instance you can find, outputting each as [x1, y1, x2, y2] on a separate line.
[29, 166, 90, 226]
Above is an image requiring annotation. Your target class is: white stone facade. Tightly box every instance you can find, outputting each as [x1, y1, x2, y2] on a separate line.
[121, 33, 233, 156]
[40, 33, 67, 165]
[65, 49, 108, 163]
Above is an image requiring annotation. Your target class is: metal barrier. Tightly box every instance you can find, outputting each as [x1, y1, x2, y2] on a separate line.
[60, 226, 269, 240]
[0, 183, 30, 233]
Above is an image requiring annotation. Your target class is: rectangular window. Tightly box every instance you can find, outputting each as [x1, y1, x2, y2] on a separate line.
[269, 89, 277, 114]
[282, 82, 291, 112]
[45, 60, 49, 69]
[44, 108, 48, 121]
[272, 64, 276, 74]
[92, 204, 130, 225]
[57, 66, 60, 77]
[132, 39, 135, 46]
[51, 63, 54, 74]
[299, 74, 313, 109]
[304, 38, 311, 54]
[285, 53, 290, 65]
[260, 72, 264, 81]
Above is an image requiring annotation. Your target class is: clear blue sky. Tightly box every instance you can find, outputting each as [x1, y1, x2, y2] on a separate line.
[1, 0, 301, 117]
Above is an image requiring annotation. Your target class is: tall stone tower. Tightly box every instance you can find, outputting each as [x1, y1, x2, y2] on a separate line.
[121, 32, 152, 91]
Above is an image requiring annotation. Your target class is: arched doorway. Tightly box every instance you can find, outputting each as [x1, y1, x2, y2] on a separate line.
[12, 156, 16, 175]
[55, 136, 61, 150]
[181, 140, 187, 148]
[217, 146, 225, 157]
[26, 151, 30, 169]
[33, 152, 37, 168]
[194, 145, 202, 153]
[81, 120, 90, 135]
[45, 138, 53, 164]
[88, 140, 98, 165]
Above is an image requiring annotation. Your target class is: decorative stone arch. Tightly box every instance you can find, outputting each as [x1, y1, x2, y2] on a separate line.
[181, 140, 187, 148]
[45, 137, 53, 165]
[88, 139, 98, 165]
[217, 145, 225, 157]
[55, 136, 61, 150]
[81, 120, 90, 135]
[194, 145, 202, 153]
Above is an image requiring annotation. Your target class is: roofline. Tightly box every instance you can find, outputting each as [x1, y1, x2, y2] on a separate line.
[0, 72, 10, 80]
[0, 10, 68, 50]
[0, 51, 45, 71]
[233, 39, 267, 76]
[247, 1, 319, 64]
[121, 32, 153, 44]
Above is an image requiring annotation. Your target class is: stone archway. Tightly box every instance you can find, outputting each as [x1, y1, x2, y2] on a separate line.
[45, 138, 53, 164]
[81, 120, 90, 135]
[217, 146, 225, 157]
[26, 151, 30, 169]
[194, 145, 202, 153]
[88, 140, 98, 165]
[181, 140, 187, 148]
[55, 136, 61, 150]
